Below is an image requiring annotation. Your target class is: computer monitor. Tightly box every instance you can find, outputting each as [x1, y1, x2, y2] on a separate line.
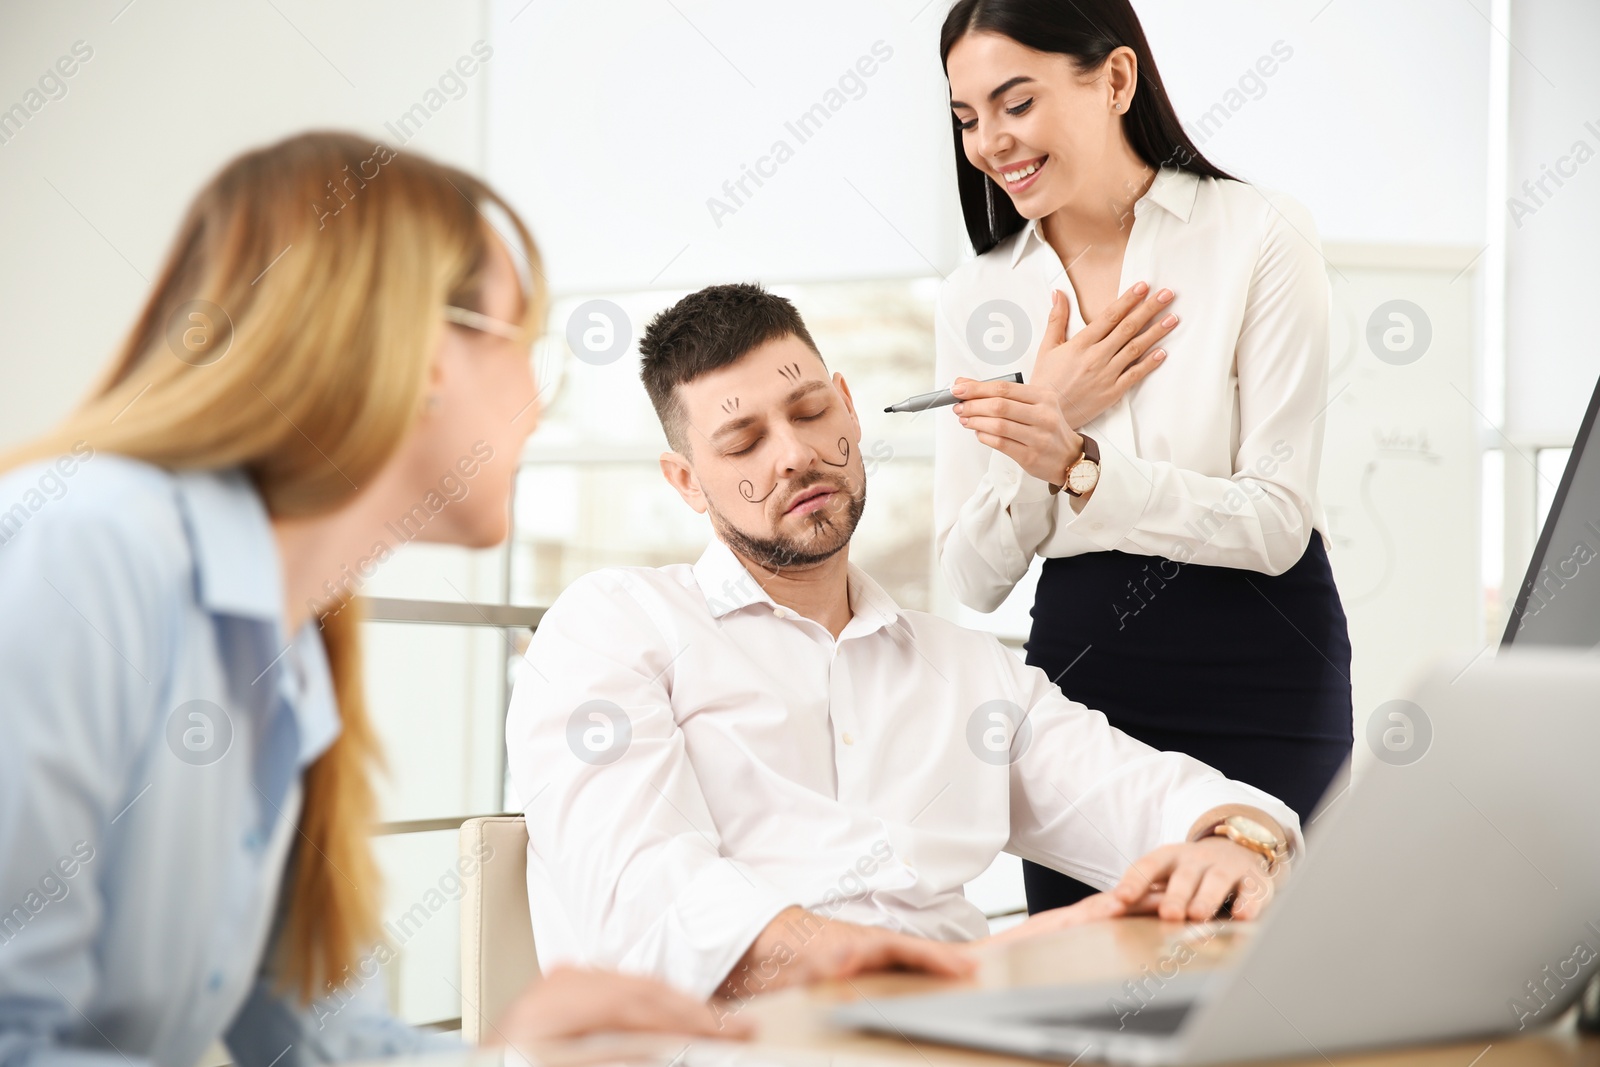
[1502, 372, 1600, 649]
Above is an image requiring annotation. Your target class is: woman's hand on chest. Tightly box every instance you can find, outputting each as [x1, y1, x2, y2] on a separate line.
[1029, 282, 1178, 427]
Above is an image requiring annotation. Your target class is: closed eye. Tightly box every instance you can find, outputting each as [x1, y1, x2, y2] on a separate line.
[726, 407, 827, 455]
[956, 99, 1030, 130]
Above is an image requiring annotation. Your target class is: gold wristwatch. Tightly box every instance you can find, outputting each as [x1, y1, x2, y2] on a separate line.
[1054, 434, 1100, 497]
[1208, 814, 1290, 874]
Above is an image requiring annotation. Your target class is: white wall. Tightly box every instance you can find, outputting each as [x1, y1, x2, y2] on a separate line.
[1502, 0, 1600, 439]
[485, 0, 1491, 302]
[1137, 0, 1489, 248]
[0, 0, 489, 449]
[486, 0, 963, 292]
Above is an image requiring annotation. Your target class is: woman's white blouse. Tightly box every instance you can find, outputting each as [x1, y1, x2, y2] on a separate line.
[933, 166, 1334, 613]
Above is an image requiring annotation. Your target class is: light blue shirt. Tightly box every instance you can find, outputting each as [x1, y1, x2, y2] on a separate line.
[0, 454, 455, 1066]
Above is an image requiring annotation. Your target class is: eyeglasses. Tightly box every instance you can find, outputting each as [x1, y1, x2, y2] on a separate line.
[445, 305, 568, 412]
[444, 305, 526, 342]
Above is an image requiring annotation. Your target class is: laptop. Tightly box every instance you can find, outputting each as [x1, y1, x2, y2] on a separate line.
[1501, 370, 1600, 650]
[833, 649, 1600, 1065]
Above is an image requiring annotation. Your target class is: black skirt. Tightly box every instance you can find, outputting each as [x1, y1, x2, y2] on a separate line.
[1020, 535, 1353, 913]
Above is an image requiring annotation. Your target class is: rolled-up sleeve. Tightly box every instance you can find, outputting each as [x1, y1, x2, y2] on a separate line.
[505, 571, 797, 998]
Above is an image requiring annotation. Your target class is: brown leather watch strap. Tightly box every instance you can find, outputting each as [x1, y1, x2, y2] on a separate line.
[1053, 434, 1099, 495]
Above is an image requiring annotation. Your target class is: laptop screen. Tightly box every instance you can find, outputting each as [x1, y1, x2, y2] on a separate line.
[1502, 372, 1600, 649]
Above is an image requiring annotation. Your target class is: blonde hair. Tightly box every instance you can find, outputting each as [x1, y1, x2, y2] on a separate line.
[1, 130, 545, 1001]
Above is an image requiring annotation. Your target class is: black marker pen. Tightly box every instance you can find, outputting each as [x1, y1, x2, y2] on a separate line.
[884, 373, 1023, 413]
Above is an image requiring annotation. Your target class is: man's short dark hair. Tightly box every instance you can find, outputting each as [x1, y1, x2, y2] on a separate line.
[639, 283, 823, 453]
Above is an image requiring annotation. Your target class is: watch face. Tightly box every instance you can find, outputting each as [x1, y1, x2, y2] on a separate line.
[1225, 816, 1276, 847]
[1068, 461, 1099, 494]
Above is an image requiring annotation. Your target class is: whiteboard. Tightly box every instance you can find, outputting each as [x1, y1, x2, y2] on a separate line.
[1319, 244, 1484, 759]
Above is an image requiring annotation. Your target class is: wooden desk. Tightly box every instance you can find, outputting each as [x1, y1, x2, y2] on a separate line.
[533, 918, 1600, 1067]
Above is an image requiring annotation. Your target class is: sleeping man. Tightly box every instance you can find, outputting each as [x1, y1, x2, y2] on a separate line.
[505, 283, 1302, 1004]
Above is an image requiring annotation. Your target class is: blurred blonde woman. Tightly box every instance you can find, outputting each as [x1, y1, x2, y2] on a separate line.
[0, 131, 742, 1065]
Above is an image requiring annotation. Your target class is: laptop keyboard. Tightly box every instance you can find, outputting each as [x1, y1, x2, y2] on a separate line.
[1017, 1000, 1196, 1037]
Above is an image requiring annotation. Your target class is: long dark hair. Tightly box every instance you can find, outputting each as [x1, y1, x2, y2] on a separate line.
[940, 0, 1240, 255]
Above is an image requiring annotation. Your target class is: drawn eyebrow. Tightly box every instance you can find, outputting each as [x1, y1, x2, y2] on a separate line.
[949, 75, 1036, 110]
[710, 380, 829, 442]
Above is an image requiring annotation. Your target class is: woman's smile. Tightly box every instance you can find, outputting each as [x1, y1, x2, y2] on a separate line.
[998, 153, 1048, 193]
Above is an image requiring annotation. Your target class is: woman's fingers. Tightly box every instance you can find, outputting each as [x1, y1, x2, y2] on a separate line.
[1111, 318, 1178, 377]
[950, 377, 1023, 403]
[1077, 282, 1156, 346]
[953, 395, 1032, 423]
[963, 416, 1036, 448]
[1101, 292, 1177, 358]
[1116, 346, 1167, 385]
[973, 431, 1034, 466]
[1037, 289, 1072, 356]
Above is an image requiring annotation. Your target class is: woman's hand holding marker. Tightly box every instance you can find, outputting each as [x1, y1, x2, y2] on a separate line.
[952, 282, 1178, 484]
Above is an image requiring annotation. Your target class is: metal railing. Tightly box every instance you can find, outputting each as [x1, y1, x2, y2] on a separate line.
[360, 596, 541, 838]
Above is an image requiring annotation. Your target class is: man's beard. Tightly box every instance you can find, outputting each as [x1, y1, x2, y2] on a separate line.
[710, 470, 866, 574]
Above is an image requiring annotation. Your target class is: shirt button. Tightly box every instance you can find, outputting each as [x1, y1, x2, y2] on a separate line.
[207, 970, 224, 992]
[243, 829, 262, 851]
[773, 607, 790, 619]
[842, 732, 855, 745]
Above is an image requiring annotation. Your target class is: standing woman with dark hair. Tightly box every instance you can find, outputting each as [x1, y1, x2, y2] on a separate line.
[931, 0, 1352, 917]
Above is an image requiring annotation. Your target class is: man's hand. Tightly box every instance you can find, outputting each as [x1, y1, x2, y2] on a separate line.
[1111, 836, 1281, 923]
[977, 889, 1129, 947]
[490, 966, 752, 1046]
[719, 906, 976, 999]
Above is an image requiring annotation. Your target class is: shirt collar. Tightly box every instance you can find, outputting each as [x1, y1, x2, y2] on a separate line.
[692, 536, 907, 639]
[1009, 165, 1201, 268]
[171, 468, 340, 767]
[171, 467, 283, 624]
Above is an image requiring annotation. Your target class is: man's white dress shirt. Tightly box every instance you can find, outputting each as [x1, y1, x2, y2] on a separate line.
[506, 536, 1303, 997]
[934, 166, 1334, 612]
